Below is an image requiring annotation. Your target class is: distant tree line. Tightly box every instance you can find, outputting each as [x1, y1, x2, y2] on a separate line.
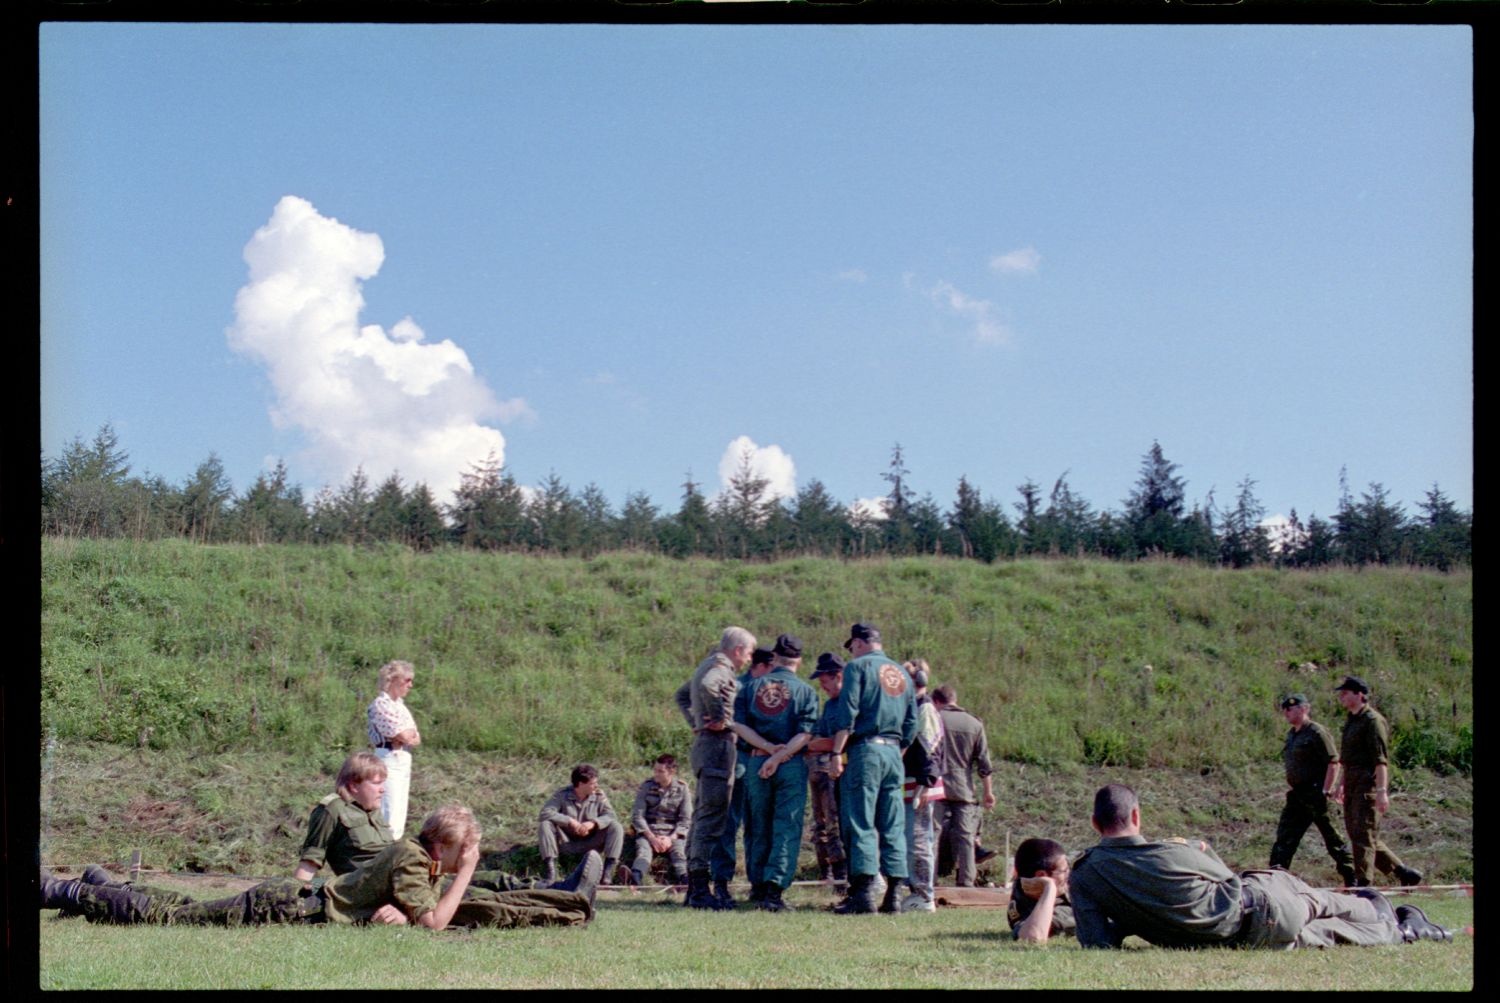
[41, 425, 1472, 570]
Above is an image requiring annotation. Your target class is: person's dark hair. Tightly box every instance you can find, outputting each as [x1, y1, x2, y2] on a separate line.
[654, 753, 677, 770]
[932, 684, 957, 706]
[1092, 783, 1138, 832]
[1014, 837, 1067, 879]
[571, 763, 599, 786]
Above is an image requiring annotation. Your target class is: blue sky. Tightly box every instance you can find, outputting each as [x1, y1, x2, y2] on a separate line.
[40, 24, 1472, 525]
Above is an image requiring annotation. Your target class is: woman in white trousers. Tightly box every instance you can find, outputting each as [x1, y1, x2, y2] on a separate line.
[367, 659, 421, 839]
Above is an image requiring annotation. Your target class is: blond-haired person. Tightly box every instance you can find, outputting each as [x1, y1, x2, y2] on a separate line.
[368, 659, 421, 838]
[294, 751, 392, 880]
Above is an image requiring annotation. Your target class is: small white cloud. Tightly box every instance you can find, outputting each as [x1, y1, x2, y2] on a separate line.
[836, 268, 868, 283]
[928, 279, 1012, 345]
[1260, 513, 1296, 554]
[716, 435, 797, 502]
[849, 497, 890, 521]
[989, 246, 1041, 275]
[227, 195, 527, 503]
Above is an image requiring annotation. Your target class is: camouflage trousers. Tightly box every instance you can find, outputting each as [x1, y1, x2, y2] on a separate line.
[71, 879, 591, 928]
[807, 760, 846, 873]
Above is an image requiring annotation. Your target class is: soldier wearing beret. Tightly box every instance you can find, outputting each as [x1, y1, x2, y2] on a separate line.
[826, 622, 918, 914]
[735, 633, 819, 911]
[1268, 694, 1357, 887]
[1328, 676, 1423, 888]
[805, 652, 849, 883]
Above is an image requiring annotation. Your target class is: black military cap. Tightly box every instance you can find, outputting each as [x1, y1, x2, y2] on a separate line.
[1280, 693, 1309, 710]
[842, 622, 881, 649]
[751, 647, 775, 667]
[811, 652, 846, 678]
[1334, 676, 1370, 695]
[773, 634, 804, 659]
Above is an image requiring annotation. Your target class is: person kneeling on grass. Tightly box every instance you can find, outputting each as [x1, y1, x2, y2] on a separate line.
[41, 804, 600, 929]
[1006, 837, 1076, 944]
[1067, 783, 1453, 950]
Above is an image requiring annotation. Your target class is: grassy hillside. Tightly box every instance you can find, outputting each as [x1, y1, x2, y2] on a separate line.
[42, 538, 1472, 770]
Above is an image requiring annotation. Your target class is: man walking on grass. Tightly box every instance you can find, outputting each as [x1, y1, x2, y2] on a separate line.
[1329, 676, 1423, 889]
[1269, 693, 1357, 887]
[931, 684, 996, 887]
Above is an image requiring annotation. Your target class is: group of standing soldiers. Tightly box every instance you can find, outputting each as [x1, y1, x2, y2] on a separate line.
[672, 621, 994, 914]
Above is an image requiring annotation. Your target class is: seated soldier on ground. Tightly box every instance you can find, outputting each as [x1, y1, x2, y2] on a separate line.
[538, 763, 627, 884]
[1006, 837, 1076, 944]
[1068, 783, 1453, 950]
[628, 753, 692, 886]
[42, 804, 601, 929]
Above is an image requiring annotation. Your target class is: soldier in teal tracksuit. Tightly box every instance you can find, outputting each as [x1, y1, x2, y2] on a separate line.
[735, 634, 819, 912]
[826, 622, 917, 914]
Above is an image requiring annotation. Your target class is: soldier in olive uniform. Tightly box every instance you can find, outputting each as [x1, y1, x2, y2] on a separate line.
[736, 634, 819, 912]
[1069, 784, 1414, 949]
[805, 653, 849, 882]
[826, 622, 918, 914]
[1007, 837, 1076, 943]
[42, 804, 599, 929]
[1268, 694, 1356, 886]
[537, 764, 626, 884]
[294, 752, 393, 880]
[628, 754, 693, 885]
[1329, 676, 1423, 888]
[711, 647, 776, 906]
[674, 625, 756, 909]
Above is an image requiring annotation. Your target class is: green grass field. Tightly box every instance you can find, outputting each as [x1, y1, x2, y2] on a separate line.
[39, 891, 1474, 989]
[38, 540, 1473, 987]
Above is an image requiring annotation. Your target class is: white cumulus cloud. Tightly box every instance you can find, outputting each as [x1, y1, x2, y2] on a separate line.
[227, 196, 532, 503]
[849, 497, 890, 522]
[716, 435, 797, 502]
[928, 279, 1012, 345]
[989, 246, 1041, 275]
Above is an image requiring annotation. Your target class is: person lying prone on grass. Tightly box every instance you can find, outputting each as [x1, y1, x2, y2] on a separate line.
[42, 804, 601, 930]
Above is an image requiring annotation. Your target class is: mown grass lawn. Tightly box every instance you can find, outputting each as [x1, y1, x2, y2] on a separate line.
[38, 893, 1473, 990]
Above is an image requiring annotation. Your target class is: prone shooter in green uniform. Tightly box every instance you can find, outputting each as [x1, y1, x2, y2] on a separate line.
[42, 804, 600, 929]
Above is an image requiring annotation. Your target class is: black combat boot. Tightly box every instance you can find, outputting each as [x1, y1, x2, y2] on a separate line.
[1336, 865, 1357, 888]
[40, 868, 85, 912]
[685, 869, 716, 910]
[878, 876, 902, 914]
[760, 885, 794, 912]
[747, 881, 766, 904]
[712, 877, 736, 911]
[1395, 864, 1424, 888]
[541, 858, 559, 884]
[833, 874, 877, 914]
[1395, 903, 1453, 943]
[1351, 886, 1399, 929]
